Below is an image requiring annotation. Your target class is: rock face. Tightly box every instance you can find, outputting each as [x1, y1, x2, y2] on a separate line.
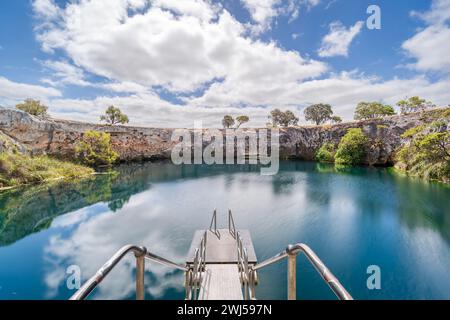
[0, 107, 440, 165]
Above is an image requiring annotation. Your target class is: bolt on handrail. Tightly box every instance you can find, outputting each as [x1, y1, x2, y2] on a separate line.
[251, 243, 353, 300]
[70, 244, 188, 300]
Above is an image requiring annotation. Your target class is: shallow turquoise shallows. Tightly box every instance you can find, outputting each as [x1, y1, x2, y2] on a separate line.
[0, 161, 449, 300]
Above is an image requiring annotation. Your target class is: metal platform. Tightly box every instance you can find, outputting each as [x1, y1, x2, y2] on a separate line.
[186, 229, 257, 264]
[70, 209, 353, 301]
[198, 264, 243, 300]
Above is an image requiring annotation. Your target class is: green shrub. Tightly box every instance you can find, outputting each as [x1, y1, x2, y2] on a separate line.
[334, 128, 369, 165]
[75, 131, 118, 167]
[396, 126, 450, 183]
[401, 125, 426, 138]
[315, 143, 336, 163]
[16, 99, 48, 117]
[0, 153, 94, 188]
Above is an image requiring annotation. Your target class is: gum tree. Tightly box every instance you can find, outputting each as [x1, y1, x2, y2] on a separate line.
[16, 99, 48, 117]
[236, 115, 250, 128]
[100, 106, 129, 125]
[396, 96, 434, 114]
[354, 102, 396, 120]
[222, 115, 235, 128]
[269, 109, 299, 127]
[304, 104, 334, 125]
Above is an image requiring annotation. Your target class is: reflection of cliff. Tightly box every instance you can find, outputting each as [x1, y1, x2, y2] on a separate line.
[393, 176, 450, 242]
[0, 170, 150, 246]
[0, 162, 255, 246]
[1, 161, 449, 246]
[0, 177, 109, 245]
[315, 162, 450, 243]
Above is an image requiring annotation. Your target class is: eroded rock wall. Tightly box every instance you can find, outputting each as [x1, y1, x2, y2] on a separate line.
[0, 107, 441, 165]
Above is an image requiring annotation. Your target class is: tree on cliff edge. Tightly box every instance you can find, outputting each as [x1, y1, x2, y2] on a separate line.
[236, 115, 250, 128]
[397, 96, 435, 114]
[16, 99, 48, 118]
[222, 115, 235, 128]
[354, 102, 396, 120]
[269, 109, 299, 127]
[304, 104, 334, 125]
[100, 106, 129, 125]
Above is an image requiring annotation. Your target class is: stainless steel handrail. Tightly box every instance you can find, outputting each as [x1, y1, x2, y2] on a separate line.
[228, 209, 237, 239]
[187, 231, 207, 300]
[236, 231, 253, 300]
[251, 243, 353, 300]
[70, 245, 187, 300]
[209, 209, 220, 238]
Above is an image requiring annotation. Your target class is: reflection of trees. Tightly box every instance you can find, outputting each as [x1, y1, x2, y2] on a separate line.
[0, 167, 151, 246]
[0, 176, 115, 246]
[314, 162, 450, 243]
[1, 160, 449, 246]
[393, 175, 450, 242]
[0, 161, 260, 246]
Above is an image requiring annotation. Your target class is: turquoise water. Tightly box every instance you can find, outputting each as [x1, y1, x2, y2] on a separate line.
[0, 161, 449, 300]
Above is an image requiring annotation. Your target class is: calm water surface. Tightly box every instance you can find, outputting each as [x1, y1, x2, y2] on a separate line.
[0, 161, 449, 300]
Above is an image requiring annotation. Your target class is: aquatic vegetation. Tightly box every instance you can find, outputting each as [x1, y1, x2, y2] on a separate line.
[0, 153, 94, 188]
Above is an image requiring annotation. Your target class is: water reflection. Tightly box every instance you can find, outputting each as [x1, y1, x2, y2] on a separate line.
[0, 161, 449, 299]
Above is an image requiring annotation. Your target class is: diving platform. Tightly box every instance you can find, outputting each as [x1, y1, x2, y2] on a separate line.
[184, 210, 257, 300]
[186, 229, 257, 264]
[70, 209, 354, 301]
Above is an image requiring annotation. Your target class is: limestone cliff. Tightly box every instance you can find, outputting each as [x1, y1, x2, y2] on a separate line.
[0, 107, 443, 165]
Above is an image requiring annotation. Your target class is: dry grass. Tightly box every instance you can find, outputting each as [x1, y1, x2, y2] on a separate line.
[0, 153, 94, 188]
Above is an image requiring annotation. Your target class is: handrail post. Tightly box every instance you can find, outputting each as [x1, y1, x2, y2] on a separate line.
[135, 247, 147, 300]
[287, 246, 296, 300]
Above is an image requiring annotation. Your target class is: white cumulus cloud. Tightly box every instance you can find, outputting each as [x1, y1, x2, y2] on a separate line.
[0, 77, 61, 106]
[402, 0, 450, 73]
[318, 20, 363, 58]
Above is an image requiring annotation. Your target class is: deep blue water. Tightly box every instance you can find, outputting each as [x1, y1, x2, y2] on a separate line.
[0, 161, 449, 300]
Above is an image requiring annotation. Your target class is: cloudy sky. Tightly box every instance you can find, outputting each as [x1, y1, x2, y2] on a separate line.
[0, 0, 449, 127]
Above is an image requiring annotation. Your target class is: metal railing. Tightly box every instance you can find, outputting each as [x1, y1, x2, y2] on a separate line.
[228, 209, 237, 239]
[250, 243, 353, 300]
[70, 245, 187, 300]
[209, 209, 220, 239]
[186, 231, 207, 300]
[236, 231, 255, 300]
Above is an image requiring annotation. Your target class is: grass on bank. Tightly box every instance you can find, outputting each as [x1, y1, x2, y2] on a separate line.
[0, 153, 95, 189]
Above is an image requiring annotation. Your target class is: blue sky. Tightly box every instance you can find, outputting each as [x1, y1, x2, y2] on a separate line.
[0, 0, 449, 127]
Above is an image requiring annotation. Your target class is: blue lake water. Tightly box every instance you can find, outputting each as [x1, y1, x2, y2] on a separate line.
[0, 161, 449, 300]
